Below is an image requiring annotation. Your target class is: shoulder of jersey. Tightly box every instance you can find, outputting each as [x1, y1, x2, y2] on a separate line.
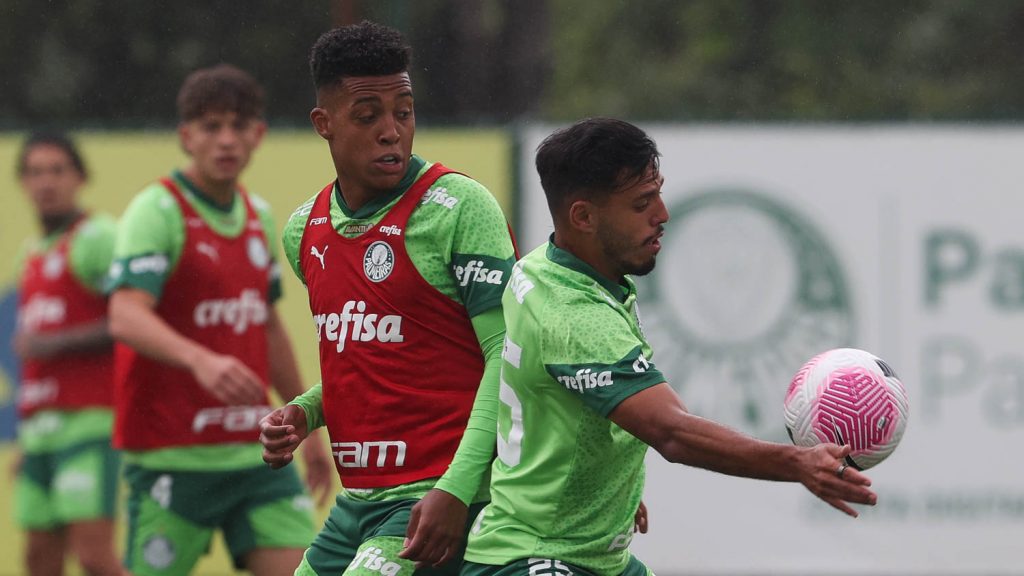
[78, 212, 117, 237]
[134, 180, 179, 212]
[286, 191, 320, 225]
[524, 255, 600, 307]
[246, 191, 272, 214]
[418, 172, 493, 213]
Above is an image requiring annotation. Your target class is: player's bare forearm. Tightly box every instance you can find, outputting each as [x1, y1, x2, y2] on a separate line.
[265, 308, 305, 403]
[111, 288, 265, 405]
[609, 383, 876, 516]
[610, 383, 817, 479]
[15, 318, 111, 359]
[109, 288, 207, 369]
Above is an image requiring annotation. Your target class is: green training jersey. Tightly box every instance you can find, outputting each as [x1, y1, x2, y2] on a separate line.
[282, 154, 516, 503]
[108, 170, 281, 472]
[464, 241, 666, 576]
[108, 169, 281, 302]
[16, 213, 117, 451]
[16, 212, 117, 295]
[281, 155, 515, 317]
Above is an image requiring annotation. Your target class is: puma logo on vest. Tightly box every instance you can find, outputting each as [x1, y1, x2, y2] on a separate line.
[311, 245, 328, 270]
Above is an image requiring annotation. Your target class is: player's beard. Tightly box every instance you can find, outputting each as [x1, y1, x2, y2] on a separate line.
[597, 225, 658, 277]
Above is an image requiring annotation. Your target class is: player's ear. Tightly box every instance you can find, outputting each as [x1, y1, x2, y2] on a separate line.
[310, 107, 331, 140]
[252, 119, 268, 146]
[568, 199, 597, 234]
[177, 122, 193, 157]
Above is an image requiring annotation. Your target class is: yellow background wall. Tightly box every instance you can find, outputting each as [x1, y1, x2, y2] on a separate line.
[0, 129, 512, 575]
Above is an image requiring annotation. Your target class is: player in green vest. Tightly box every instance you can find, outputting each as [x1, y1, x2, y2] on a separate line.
[13, 132, 123, 576]
[462, 118, 879, 576]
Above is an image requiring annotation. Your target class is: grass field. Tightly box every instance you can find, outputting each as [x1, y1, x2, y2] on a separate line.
[0, 129, 513, 575]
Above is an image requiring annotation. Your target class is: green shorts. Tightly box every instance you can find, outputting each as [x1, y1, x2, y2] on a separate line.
[15, 437, 120, 530]
[298, 495, 486, 576]
[123, 463, 316, 575]
[462, 556, 653, 576]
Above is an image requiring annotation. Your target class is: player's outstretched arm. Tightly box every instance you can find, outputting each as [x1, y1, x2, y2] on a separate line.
[109, 288, 264, 405]
[608, 382, 877, 518]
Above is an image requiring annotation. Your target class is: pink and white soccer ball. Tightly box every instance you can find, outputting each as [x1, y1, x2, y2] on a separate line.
[784, 348, 909, 470]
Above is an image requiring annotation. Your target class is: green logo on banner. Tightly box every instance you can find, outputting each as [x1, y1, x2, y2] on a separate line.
[637, 190, 854, 439]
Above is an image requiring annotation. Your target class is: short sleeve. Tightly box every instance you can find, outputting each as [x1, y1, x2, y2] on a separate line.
[443, 174, 517, 317]
[107, 184, 181, 299]
[539, 299, 665, 417]
[68, 213, 117, 294]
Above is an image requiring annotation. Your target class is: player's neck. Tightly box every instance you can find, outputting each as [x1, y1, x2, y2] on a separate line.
[335, 178, 382, 213]
[39, 208, 83, 237]
[182, 165, 237, 206]
[552, 230, 624, 285]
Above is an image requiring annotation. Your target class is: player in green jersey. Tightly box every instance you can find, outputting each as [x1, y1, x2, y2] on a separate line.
[13, 132, 124, 576]
[107, 64, 331, 576]
[258, 21, 516, 576]
[462, 118, 879, 576]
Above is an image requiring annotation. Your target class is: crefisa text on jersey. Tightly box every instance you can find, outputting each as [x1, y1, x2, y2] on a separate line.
[313, 299, 405, 352]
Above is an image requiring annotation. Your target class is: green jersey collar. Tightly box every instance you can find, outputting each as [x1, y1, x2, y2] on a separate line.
[545, 236, 633, 303]
[171, 169, 236, 213]
[333, 154, 427, 219]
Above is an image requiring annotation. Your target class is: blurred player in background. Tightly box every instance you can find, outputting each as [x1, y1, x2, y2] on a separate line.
[107, 64, 331, 576]
[258, 21, 517, 576]
[461, 118, 878, 576]
[12, 132, 123, 576]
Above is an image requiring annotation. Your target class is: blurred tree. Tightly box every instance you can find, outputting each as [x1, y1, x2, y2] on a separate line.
[543, 0, 1024, 121]
[0, 0, 332, 128]
[1, 0, 1023, 127]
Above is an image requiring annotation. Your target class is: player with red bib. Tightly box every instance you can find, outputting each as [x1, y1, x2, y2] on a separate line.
[259, 22, 517, 576]
[13, 132, 123, 576]
[108, 64, 331, 576]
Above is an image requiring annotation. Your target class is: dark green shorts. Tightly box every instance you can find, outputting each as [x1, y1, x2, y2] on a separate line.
[123, 463, 315, 575]
[15, 437, 120, 530]
[462, 556, 653, 576]
[299, 495, 486, 576]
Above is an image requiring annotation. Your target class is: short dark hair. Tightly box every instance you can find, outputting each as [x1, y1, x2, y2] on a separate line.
[535, 118, 661, 217]
[17, 131, 88, 179]
[176, 64, 265, 122]
[309, 20, 411, 91]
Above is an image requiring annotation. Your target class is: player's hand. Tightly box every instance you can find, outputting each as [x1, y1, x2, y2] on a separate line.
[300, 428, 335, 507]
[399, 488, 468, 568]
[191, 351, 264, 405]
[634, 499, 648, 534]
[798, 444, 877, 517]
[259, 404, 308, 469]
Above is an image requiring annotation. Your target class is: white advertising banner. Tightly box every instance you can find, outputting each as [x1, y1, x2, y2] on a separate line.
[517, 126, 1024, 575]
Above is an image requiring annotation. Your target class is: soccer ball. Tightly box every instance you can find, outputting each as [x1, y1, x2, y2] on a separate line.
[784, 348, 909, 470]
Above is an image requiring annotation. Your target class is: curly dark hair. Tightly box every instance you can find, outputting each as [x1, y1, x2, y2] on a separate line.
[309, 20, 411, 90]
[18, 131, 88, 179]
[176, 64, 265, 122]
